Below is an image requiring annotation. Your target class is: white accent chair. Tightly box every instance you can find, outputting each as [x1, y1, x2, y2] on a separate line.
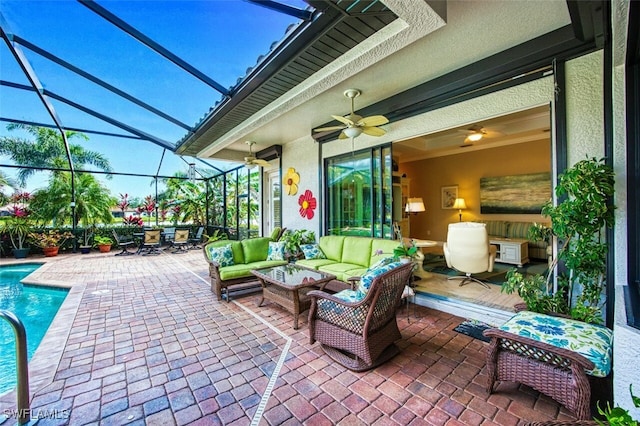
[443, 222, 497, 288]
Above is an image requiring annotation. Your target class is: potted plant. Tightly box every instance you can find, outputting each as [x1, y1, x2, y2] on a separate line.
[501, 157, 615, 324]
[0, 191, 32, 258]
[79, 227, 95, 254]
[93, 235, 113, 253]
[29, 229, 75, 257]
[393, 239, 418, 263]
[281, 229, 316, 262]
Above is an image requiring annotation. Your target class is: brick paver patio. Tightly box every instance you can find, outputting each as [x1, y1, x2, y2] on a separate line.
[0, 249, 581, 425]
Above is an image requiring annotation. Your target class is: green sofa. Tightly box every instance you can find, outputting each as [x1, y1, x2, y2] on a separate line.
[203, 237, 288, 300]
[296, 236, 401, 282]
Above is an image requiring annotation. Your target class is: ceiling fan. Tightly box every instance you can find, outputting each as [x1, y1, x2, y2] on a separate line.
[313, 89, 389, 139]
[244, 141, 270, 168]
[458, 124, 504, 145]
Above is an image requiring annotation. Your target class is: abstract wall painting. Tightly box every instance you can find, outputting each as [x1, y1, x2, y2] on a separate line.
[480, 172, 551, 214]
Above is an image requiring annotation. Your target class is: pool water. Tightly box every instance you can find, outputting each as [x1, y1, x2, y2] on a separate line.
[0, 263, 68, 395]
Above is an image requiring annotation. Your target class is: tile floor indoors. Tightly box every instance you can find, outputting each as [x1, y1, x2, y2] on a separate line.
[0, 248, 586, 425]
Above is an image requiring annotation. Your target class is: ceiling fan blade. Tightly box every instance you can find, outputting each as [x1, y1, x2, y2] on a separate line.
[314, 125, 345, 132]
[338, 131, 349, 139]
[358, 115, 388, 127]
[332, 114, 355, 126]
[254, 159, 270, 166]
[362, 126, 386, 137]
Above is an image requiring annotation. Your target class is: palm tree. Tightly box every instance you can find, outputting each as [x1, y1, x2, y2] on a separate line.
[0, 124, 112, 185]
[30, 173, 116, 226]
[162, 172, 206, 225]
[0, 170, 16, 206]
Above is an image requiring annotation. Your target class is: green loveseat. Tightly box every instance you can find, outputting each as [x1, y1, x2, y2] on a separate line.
[203, 237, 288, 301]
[296, 236, 401, 282]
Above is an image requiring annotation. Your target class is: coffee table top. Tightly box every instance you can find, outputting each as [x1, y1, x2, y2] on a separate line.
[251, 264, 335, 290]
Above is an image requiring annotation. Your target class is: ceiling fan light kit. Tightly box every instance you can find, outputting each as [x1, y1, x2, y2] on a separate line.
[313, 88, 389, 140]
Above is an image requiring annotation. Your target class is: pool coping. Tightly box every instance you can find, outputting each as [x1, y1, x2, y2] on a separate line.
[0, 258, 85, 410]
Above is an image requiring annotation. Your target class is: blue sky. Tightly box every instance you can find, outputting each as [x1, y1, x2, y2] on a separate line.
[1, 0, 306, 200]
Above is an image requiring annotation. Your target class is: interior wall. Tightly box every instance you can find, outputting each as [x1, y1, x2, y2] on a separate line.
[399, 139, 551, 242]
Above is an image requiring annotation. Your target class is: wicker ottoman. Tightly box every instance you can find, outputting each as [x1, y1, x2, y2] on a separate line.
[483, 311, 613, 420]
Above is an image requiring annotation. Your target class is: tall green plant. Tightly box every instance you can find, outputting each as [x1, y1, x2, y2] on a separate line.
[502, 157, 615, 324]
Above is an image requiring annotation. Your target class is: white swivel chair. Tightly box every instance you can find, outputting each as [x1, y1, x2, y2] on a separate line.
[443, 222, 497, 288]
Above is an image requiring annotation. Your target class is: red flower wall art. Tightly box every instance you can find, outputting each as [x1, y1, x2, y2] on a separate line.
[298, 190, 316, 219]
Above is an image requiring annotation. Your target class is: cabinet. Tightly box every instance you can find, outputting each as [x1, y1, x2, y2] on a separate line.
[392, 174, 410, 237]
[490, 238, 529, 267]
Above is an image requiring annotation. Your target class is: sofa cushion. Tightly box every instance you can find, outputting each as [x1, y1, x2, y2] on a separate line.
[357, 261, 404, 296]
[207, 240, 244, 264]
[318, 236, 346, 261]
[242, 237, 270, 263]
[267, 241, 286, 261]
[499, 310, 613, 377]
[483, 220, 508, 238]
[341, 237, 373, 267]
[509, 222, 532, 239]
[370, 239, 401, 266]
[320, 263, 363, 275]
[296, 258, 336, 269]
[218, 260, 286, 281]
[300, 243, 326, 260]
[208, 244, 235, 267]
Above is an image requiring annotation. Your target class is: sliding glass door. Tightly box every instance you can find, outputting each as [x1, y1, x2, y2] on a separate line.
[325, 145, 393, 238]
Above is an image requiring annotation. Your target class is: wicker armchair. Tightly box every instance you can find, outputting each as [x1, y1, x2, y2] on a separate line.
[308, 261, 414, 372]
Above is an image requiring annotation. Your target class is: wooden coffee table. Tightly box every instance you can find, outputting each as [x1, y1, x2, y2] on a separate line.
[252, 264, 336, 330]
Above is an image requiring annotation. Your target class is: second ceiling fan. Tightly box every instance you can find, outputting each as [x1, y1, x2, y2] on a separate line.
[314, 89, 389, 139]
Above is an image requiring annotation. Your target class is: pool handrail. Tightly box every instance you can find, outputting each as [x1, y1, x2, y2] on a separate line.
[0, 310, 30, 425]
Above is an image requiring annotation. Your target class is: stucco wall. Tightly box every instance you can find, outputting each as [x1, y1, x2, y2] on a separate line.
[611, 0, 639, 418]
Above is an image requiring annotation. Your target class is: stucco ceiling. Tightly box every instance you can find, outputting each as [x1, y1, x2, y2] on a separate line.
[193, 0, 570, 163]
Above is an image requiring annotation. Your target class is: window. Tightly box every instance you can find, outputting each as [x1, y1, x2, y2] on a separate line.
[325, 145, 393, 238]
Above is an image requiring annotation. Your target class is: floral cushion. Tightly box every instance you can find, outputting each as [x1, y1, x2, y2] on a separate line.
[357, 260, 402, 296]
[333, 289, 364, 303]
[267, 241, 286, 261]
[300, 243, 326, 260]
[208, 244, 235, 267]
[499, 310, 613, 377]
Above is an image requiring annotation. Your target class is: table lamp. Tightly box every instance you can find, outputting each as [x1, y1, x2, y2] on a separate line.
[452, 198, 467, 222]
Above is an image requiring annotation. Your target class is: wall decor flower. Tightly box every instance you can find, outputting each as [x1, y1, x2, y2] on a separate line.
[298, 190, 316, 219]
[283, 168, 300, 196]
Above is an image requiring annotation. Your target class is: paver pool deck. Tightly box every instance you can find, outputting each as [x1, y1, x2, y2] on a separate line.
[0, 249, 581, 425]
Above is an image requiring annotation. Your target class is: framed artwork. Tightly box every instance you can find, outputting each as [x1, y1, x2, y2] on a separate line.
[480, 172, 551, 214]
[441, 185, 458, 209]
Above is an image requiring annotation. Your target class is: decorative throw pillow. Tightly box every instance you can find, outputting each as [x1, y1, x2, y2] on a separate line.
[208, 244, 235, 267]
[299, 243, 326, 260]
[267, 241, 286, 261]
[357, 261, 403, 296]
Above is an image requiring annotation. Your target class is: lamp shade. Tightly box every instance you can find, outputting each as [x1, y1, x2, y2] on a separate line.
[452, 198, 467, 210]
[405, 197, 425, 213]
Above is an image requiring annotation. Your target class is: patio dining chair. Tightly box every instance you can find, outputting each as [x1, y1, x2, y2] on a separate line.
[308, 261, 414, 371]
[171, 229, 190, 253]
[111, 230, 136, 256]
[188, 226, 205, 250]
[140, 229, 162, 255]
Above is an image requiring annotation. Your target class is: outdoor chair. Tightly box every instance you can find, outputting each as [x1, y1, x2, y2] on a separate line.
[162, 227, 176, 245]
[171, 229, 190, 253]
[111, 230, 135, 256]
[308, 261, 414, 372]
[443, 222, 497, 288]
[188, 226, 205, 250]
[140, 229, 162, 255]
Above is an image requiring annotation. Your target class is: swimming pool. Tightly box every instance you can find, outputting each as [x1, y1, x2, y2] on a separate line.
[0, 263, 68, 395]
